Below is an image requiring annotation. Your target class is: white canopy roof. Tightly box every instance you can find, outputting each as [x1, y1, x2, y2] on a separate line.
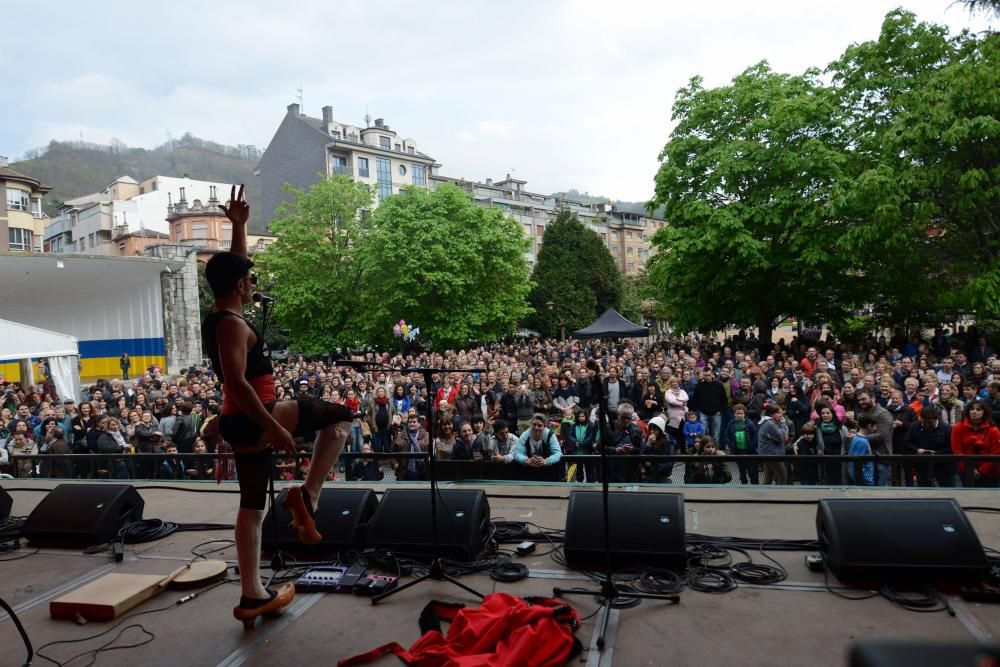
[0, 318, 79, 359]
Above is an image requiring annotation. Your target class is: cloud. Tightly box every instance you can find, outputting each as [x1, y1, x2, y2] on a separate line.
[2, 0, 993, 201]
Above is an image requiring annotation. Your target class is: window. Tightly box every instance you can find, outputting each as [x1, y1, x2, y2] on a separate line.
[8, 227, 32, 250]
[330, 155, 349, 176]
[118, 243, 126, 254]
[394, 143, 401, 151]
[6, 188, 29, 211]
[191, 224, 208, 239]
[331, 130, 341, 139]
[79, 239, 85, 251]
[398, 164, 407, 177]
[379, 136, 391, 149]
[348, 132, 358, 143]
[358, 157, 370, 178]
[222, 224, 233, 241]
[627, 247, 633, 254]
[626, 232, 632, 240]
[412, 164, 426, 186]
[376, 158, 392, 198]
[88, 233, 95, 248]
[32, 198, 43, 218]
[407, 146, 415, 154]
[536, 226, 545, 236]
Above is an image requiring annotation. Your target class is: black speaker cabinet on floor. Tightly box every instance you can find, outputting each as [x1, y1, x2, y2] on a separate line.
[0, 485, 11, 522]
[22, 484, 144, 546]
[850, 641, 1000, 667]
[817, 498, 988, 582]
[263, 487, 378, 556]
[367, 488, 490, 561]
[564, 490, 686, 569]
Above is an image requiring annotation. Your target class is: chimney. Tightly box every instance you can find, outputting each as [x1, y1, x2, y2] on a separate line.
[287, 103, 300, 116]
[485, 178, 492, 185]
[178, 187, 187, 204]
[0, 155, 7, 167]
[322, 106, 333, 126]
[374, 118, 384, 128]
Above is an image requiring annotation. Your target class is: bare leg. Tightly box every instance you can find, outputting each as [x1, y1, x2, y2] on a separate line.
[303, 421, 351, 511]
[235, 508, 268, 599]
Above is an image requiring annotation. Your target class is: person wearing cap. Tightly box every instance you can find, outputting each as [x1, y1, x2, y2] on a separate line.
[512, 413, 562, 468]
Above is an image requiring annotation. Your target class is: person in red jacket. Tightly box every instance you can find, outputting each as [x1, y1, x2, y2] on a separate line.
[951, 400, 1000, 487]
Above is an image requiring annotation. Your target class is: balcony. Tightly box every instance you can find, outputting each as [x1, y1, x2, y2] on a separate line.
[331, 165, 353, 177]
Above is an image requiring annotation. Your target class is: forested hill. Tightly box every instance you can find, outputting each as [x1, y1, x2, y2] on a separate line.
[11, 134, 262, 215]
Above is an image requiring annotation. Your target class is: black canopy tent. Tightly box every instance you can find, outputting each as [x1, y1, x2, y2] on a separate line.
[571, 308, 649, 339]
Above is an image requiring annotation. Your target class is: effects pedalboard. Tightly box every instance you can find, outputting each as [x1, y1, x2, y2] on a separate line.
[294, 564, 398, 596]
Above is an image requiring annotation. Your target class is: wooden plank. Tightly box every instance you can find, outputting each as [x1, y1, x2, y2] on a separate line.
[50, 573, 165, 623]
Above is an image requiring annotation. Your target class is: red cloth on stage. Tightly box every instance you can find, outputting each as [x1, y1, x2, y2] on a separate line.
[338, 593, 581, 667]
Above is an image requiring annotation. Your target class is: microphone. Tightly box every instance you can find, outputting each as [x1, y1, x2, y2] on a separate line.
[252, 292, 276, 304]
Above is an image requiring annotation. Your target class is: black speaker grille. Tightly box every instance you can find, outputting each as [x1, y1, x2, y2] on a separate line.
[22, 484, 144, 545]
[367, 489, 490, 561]
[564, 491, 686, 568]
[263, 487, 378, 555]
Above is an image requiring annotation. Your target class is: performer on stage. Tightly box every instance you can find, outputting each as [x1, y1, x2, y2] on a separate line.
[202, 185, 354, 628]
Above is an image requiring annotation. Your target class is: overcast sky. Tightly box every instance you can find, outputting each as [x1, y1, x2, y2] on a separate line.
[3, 1, 993, 201]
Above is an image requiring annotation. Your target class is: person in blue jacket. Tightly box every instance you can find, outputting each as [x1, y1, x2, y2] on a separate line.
[512, 413, 562, 468]
[721, 403, 758, 484]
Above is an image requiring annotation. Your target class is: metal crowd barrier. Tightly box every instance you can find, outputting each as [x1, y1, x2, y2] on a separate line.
[4, 452, 999, 488]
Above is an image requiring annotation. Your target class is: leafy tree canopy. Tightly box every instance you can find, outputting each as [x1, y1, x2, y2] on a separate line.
[252, 175, 374, 353]
[647, 62, 855, 343]
[349, 183, 533, 349]
[525, 208, 623, 336]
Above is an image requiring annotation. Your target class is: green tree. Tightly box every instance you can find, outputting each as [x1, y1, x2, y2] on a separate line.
[349, 183, 533, 348]
[647, 62, 855, 344]
[830, 12, 1000, 321]
[252, 176, 375, 353]
[526, 208, 623, 336]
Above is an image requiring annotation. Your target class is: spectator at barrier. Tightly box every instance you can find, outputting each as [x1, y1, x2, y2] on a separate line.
[641, 415, 674, 484]
[480, 419, 517, 464]
[453, 421, 481, 461]
[9, 432, 37, 477]
[903, 404, 954, 487]
[758, 404, 788, 485]
[562, 408, 597, 481]
[390, 383, 410, 415]
[159, 444, 186, 480]
[684, 435, 731, 484]
[951, 400, 1000, 488]
[791, 422, 821, 485]
[683, 410, 704, 453]
[392, 414, 429, 480]
[814, 404, 848, 485]
[185, 438, 215, 480]
[44, 426, 73, 478]
[95, 417, 129, 479]
[605, 404, 643, 482]
[351, 443, 385, 481]
[512, 413, 562, 469]
[856, 389, 893, 485]
[847, 417, 875, 485]
[722, 403, 758, 484]
[434, 419, 457, 460]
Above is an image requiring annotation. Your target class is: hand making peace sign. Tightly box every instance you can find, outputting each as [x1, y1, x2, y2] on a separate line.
[219, 184, 249, 226]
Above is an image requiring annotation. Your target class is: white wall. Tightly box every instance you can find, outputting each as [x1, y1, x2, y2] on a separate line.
[114, 176, 235, 234]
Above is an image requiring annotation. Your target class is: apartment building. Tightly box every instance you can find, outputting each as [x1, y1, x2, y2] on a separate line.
[0, 157, 50, 252]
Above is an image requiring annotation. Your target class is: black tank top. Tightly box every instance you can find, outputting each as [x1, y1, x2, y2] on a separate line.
[201, 310, 274, 383]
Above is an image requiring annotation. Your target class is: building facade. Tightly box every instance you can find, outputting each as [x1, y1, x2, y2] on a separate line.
[256, 103, 439, 232]
[0, 157, 50, 253]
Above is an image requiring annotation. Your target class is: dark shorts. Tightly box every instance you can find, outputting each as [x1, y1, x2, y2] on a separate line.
[219, 398, 317, 447]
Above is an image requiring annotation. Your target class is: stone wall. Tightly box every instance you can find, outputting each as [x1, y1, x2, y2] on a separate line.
[146, 243, 202, 374]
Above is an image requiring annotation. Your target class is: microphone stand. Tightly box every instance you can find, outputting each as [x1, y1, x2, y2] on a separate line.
[553, 359, 679, 649]
[371, 364, 485, 603]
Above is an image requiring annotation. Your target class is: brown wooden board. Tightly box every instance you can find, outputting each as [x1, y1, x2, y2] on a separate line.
[50, 573, 165, 623]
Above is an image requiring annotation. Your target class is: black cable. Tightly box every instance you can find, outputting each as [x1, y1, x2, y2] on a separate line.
[685, 567, 736, 593]
[0, 596, 33, 667]
[879, 583, 951, 614]
[489, 562, 528, 582]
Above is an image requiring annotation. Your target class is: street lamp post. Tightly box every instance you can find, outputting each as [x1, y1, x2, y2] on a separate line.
[546, 300, 555, 340]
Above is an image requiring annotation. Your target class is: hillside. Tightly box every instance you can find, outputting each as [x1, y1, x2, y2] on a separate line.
[549, 188, 664, 218]
[12, 135, 264, 228]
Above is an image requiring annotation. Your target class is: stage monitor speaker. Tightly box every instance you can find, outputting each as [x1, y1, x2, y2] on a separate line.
[563, 490, 686, 569]
[850, 641, 1000, 667]
[263, 487, 378, 556]
[0, 486, 11, 523]
[366, 488, 490, 561]
[816, 498, 988, 582]
[22, 484, 144, 546]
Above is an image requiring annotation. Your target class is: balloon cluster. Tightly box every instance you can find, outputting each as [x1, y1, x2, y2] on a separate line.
[392, 319, 420, 342]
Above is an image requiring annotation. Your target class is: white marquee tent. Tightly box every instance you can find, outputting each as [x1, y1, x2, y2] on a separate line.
[0, 319, 80, 403]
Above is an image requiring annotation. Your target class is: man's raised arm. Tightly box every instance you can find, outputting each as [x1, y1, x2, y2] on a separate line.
[219, 184, 249, 258]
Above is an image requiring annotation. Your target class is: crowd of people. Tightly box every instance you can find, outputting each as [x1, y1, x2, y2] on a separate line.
[2, 326, 999, 487]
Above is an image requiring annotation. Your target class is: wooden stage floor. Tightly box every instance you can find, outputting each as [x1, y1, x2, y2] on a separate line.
[1, 480, 998, 666]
